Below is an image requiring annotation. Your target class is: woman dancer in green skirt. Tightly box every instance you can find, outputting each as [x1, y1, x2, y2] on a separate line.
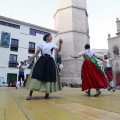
[24, 33, 63, 100]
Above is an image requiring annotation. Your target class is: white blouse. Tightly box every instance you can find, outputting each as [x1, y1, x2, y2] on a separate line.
[37, 41, 58, 56]
[77, 49, 98, 58]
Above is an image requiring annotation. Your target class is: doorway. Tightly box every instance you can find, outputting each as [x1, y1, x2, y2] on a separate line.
[0, 76, 4, 86]
[7, 73, 17, 86]
[116, 73, 120, 86]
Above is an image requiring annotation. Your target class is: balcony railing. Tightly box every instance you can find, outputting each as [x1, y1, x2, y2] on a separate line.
[9, 61, 18, 67]
[10, 45, 18, 51]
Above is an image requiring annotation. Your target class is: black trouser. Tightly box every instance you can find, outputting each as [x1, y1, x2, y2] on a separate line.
[18, 75, 24, 81]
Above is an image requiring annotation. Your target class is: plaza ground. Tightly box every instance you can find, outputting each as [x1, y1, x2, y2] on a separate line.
[0, 87, 120, 120]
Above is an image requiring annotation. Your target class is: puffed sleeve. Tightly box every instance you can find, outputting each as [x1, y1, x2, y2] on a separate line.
[93, 52, 98, 57]
[77, 51, 85, 57]
[53, 43, 58, 50]
[37, 46, 41, 51]
[98, 61, 103, 65]
[37, 42, 42, 51]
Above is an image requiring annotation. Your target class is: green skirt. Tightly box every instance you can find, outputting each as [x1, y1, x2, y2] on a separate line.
[25, 64, 62, 93]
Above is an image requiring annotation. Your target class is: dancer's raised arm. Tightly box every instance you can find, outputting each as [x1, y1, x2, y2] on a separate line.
[55, 39, 63, 52]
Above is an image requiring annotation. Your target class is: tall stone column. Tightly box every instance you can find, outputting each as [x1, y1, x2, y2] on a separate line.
[54, 0, 89, 84]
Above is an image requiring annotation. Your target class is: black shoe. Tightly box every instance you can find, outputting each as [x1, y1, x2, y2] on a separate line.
[86, 90, 90, 96]
[108, 87, 111, 91]
[26, 95, 32, 100]
[94, 90, 101, 97]
[112, 88, 115, 92]
[45, 93, 49, 99]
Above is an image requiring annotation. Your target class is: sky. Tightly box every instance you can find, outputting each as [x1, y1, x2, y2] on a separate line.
[0, 0, 120, 49]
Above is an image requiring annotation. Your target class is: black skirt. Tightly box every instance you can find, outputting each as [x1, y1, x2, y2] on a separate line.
[31, 55, 56, 82]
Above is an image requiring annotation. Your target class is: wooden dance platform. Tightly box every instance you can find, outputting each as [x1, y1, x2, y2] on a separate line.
[0, 87, 120, 120]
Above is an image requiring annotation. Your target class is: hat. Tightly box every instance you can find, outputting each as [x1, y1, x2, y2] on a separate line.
[20, 61, 24, 64]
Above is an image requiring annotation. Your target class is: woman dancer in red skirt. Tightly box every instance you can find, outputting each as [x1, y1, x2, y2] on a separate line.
[71, 44, 108, 97]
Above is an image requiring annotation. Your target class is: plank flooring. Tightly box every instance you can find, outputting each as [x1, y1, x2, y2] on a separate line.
[0, 87, 120, 120]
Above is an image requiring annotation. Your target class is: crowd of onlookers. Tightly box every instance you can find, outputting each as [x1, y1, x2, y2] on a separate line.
[1, 79, 28, 87]
[1, 81, 82, 88]
[61, 82, 82, 88]
[1, 82, 8, 87]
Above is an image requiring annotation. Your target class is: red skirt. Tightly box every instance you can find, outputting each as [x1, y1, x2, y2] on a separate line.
[81, 60, 108, 91]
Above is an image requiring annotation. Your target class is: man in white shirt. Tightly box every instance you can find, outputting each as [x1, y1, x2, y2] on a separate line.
[99, 53, 116, 92]
[16, 61, 30, 89]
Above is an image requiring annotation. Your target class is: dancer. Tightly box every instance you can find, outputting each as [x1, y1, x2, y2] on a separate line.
[98, 52, 116, 92]
[16, 61, 30, 89]
[70, 44, 108, 97]
[24, 33, 63, 100]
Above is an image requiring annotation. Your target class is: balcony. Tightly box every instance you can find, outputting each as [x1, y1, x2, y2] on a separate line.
[28, 48, 35, 54]
[10, 45, 18, 51]
[9, 61, 18, 68]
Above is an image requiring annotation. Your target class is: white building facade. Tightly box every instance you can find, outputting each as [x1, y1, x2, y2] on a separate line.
[92, 49, 108, 59]
[0, 15, 57, 86]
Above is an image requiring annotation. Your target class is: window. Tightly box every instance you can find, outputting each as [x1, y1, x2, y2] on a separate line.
[29, 28, 49, 36]
[28, 56, 34, 68]
[36, 30, 48, 35]
[0, 32, 10, 48]
[0, 21, 20, 29]
[9, 54, 18, 67]
[9, 54, 17, 62]
[114, 46, 119, 55]
[28, 42, 35, 54]
[10, 39, 19, 51]
[30, 28, 36, 36]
